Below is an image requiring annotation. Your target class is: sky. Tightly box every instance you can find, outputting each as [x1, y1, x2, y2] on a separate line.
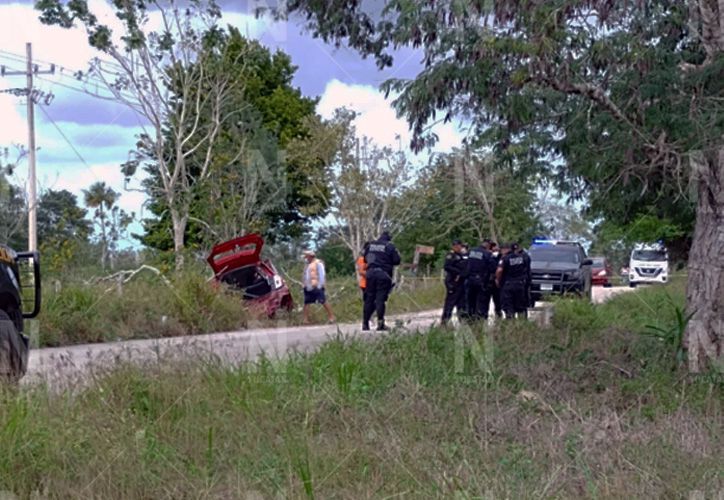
[0, 0, 465, 248]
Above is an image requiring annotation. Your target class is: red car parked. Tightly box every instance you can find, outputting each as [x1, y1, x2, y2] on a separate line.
[590, 256, 613, 287]
[207, 234, 293, 317]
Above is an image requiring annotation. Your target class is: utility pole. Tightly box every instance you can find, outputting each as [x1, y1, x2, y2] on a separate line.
[0, 43, 55, 251]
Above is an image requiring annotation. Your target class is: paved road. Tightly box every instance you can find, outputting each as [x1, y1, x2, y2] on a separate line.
[23, 286, 633, 391]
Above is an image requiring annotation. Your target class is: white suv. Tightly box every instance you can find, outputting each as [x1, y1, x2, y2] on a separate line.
[628, 243, 668, 287]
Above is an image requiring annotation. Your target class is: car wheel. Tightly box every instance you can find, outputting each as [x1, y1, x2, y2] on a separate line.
[0, 309, 28, 383]
[629, 282, 637, 288]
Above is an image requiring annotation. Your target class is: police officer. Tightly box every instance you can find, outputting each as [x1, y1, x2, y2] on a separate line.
[495, 242, 530, 319]
[515, 243, 533, 307]
[465, 240, 496, 321]
[459, 243, 470, 320]
[488, 241, 503, 318]
[362, 231, 401, 331]
[441, 239, 466, 326]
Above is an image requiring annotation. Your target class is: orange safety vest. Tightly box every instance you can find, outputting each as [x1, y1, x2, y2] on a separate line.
[356, 256, 367, 289]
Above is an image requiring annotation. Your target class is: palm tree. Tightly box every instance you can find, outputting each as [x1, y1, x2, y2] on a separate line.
[83, 182, 119, 269]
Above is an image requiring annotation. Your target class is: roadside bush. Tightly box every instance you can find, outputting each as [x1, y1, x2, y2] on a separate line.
[38, 271, 246, 347]
[36, 271, 444, 347]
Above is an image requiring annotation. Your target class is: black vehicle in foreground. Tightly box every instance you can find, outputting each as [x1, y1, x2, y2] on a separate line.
[0, 244, 41, 381]
[528, 242, 593, 303]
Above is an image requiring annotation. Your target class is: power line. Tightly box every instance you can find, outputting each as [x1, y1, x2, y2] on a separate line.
[36, 103, 100, 182]
[0, 55, 140, 104]
[0, 48, 126, 76]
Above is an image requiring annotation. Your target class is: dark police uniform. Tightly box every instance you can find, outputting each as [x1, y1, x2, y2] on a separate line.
[464, 246, 496, 320]
[518, 248, 533, 307]
[362, 233, 401, 330]
[498, 250, 531, 319]
[441, 249, 466, 324]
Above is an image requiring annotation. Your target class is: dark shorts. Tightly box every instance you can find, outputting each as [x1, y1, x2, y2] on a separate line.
[304, 288, 326, 305]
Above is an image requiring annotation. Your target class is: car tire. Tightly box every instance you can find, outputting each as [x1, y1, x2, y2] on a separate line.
[0, 309, 28, 383]
[629, 282, 637, 288]
[604, 283, 613, 288]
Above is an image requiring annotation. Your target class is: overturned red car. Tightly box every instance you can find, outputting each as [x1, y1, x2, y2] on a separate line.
[207, 234, 293, 317]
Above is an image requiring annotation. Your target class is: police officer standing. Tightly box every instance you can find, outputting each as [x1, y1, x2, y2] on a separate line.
[515, 243, 533, 307]
[495, 242, 530, 319]
[362, 231, 401, 331]
[465, 240, 496, 321]
[488, 241, 503, 318]
[441, 239, 466, 326]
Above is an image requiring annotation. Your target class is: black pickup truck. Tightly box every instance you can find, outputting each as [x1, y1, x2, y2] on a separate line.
[528, 242, 592, 303]
[0, 244, 40, 381]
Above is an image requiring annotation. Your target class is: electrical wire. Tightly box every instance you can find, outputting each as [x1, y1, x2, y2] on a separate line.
[36, 103, 100, 182]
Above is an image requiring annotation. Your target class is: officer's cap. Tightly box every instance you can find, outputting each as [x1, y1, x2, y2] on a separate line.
[452, 239, 463, 246]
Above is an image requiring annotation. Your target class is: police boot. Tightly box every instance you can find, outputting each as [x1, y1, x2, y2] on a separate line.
[362, 321, 370, 331]
[376, 320, 388, 331]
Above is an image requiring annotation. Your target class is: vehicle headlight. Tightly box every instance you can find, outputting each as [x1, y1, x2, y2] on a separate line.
[597, 270, 607, 277]
[568, 270, 581, 280]
[273, 275, 283, 289]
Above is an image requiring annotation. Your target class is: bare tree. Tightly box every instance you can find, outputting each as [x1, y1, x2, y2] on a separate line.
[321, 132, 420, 256]
[194, 147, 288, 243]
[39, 0, 249, 269]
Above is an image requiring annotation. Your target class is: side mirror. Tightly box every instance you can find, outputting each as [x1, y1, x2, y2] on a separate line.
[16, 251, 41, 319]
[582, 259, 593, 266]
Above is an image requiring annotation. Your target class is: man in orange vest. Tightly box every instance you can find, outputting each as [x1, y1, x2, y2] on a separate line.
[356, 242, 369, 296]
[302, 249, 335, 324]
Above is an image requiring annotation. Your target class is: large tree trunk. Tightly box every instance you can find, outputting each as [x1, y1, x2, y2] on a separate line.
[171, 209, 188, 271]
[684, 150, 724, 372]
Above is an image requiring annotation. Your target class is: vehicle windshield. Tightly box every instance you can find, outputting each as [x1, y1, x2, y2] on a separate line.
[632, 250, 667, 262]
[591, 257, 606, 266]
[529, 248, 580, 264]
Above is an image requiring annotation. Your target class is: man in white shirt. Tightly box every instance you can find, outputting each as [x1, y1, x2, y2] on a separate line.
[302, 250, 335, 324]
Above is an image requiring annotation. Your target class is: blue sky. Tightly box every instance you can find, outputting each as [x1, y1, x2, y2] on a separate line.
[0, 0, 465, 247]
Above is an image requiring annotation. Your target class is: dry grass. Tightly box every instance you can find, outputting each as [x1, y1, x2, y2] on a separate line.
[36, 273, 444, 347]
[1, 282, 721, 498]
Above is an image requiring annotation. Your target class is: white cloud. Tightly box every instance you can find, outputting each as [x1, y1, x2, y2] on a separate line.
[0, 94, 26, 145]
[317, 79, 464, 155]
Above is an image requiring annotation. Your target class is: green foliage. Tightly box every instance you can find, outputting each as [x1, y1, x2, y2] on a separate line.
[644, 295, 694, 369]
[1, 279, 721, 498]
[137, 29, 325, 252]
[0, 168, 26, 249]
[37, 189, 93, 273]
[276, 1, 717, 259]
[394, 152, 541, 265]
[39, 270, 246, 346]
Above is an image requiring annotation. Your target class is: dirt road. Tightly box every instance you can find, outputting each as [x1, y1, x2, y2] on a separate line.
[23, 286, 632, 391]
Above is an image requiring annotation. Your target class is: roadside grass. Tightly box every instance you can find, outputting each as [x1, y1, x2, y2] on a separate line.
[2, 281, 721, 498]
[35, 271, 444, 347]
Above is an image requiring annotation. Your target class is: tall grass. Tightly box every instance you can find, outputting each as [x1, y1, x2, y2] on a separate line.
[1, 282, 721, 498]
[35, 272, 444, 347]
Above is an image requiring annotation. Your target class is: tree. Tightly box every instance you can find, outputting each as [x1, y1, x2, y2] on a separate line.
[536, 192, 595, 248]
[273, 1, 724, 372]
[83, 182, 132, 270]
[38, 0, 249, 270]
[37, 189, 92, 272]
[0, 169, 26, 250]
[0, 147, 27, 249]
[394, 150, 540, 265]
[137, 30, 324, 250]
[300, 109, 421, 257]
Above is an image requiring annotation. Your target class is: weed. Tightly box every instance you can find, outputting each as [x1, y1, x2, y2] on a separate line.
[643, 292, 694, 368]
